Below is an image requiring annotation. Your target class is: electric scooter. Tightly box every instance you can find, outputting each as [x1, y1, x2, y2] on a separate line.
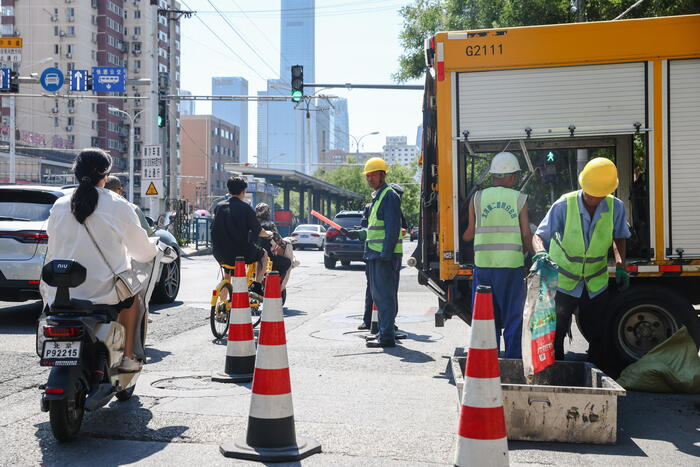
[38, 243, 176, 441]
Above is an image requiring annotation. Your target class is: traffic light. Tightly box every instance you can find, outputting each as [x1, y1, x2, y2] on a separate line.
[545, 151, 555, 163]
[543, 151, 557, 183]
[157, 99, 167, 127]
[291, 65, 303, 103]
[9, 71, 18, 93]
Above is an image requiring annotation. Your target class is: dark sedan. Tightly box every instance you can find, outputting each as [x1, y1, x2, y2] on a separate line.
[323, 211, 364, 269]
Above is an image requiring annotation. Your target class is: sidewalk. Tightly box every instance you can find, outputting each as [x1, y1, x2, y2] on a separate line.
[180, 244, 211, 257]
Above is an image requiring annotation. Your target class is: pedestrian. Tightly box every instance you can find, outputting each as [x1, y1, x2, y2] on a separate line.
[347, 157, 403, 348]
[104, 175, 125, 197]
[462, 152, 532, 358]
[532, 157, 630, 364]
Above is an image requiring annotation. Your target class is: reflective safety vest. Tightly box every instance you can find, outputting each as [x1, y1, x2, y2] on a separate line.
[366, 186, 403, 254]
[473, 187, 526, 268]
[549, 191, 614, 295]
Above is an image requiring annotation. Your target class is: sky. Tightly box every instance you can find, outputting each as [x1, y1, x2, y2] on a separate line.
[178, 0, 424, 160]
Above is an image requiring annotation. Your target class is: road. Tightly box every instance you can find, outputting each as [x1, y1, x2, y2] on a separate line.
[0, 244, 697, 466]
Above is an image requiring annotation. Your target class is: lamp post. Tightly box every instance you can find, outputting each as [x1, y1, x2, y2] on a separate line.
[109, 106, 145, 203]
[340, 130, 379, 154]
[264, 152, 286, 168]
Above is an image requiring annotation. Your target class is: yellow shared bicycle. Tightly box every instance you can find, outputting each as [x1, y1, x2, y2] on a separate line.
[209, 261, 272, 340]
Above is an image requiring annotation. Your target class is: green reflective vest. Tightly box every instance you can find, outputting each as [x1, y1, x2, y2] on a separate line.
[473, 187, 526, 268]
[366, 186, 403, 254]
[549, 191, 614, 295]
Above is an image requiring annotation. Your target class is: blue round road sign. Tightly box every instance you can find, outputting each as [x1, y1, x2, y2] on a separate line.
[40, 67, 64, 92]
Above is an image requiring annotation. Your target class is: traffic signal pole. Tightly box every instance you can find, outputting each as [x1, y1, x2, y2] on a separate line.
[9, 96, 14, 183]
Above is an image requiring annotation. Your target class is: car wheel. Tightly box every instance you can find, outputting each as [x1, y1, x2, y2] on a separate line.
[151, 258, 180, 304]
[324, 255, 336, 269]
[340, 260, 350, 267]
[318, 241, 324, 251]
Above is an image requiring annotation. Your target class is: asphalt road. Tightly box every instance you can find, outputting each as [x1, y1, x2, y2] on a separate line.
[0, 243, 697, 466]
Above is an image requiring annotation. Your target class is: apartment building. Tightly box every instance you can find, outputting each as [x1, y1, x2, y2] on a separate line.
[383, 136, 420, 166]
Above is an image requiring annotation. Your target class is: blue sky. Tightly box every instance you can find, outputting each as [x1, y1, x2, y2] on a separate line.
[179, 0, 423, 158]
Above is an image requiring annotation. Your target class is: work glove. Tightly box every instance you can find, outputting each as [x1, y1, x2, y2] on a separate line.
[532, 251, 552, 264]
[615, 265, 630, 291]
[344, 229, 359, 239]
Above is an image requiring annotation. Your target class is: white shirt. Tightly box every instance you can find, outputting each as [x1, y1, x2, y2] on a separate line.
[41, 187, 157, 305]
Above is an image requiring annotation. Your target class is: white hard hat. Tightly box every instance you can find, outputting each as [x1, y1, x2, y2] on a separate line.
[489, 152, 520, 175]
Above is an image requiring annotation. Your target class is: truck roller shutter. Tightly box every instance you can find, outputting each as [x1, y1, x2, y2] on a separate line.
[669, 59, 700, 256]
[457, 62, 645, 138]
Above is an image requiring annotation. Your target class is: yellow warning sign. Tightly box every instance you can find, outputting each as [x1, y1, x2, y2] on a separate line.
[145, 182, 158, 196]
[0, 38, 22, 48]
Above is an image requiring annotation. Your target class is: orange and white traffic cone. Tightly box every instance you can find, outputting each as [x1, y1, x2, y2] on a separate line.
[212, 257, 255, 383]
[220, 272, 321, 462]
[370, 302, 379, 334]
[454, 285, 509, 466]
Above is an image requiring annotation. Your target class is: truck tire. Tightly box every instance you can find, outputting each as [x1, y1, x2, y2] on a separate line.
[606, 286, 699, 365]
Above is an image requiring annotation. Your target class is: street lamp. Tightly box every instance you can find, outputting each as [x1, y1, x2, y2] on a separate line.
[339, 130, 379, 154]
[109, 106, 145, 203]
[265, 152, 286, 168]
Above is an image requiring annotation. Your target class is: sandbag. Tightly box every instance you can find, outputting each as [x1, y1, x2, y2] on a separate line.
[522, 257, 558, 380]
[617, 326, 700, 393]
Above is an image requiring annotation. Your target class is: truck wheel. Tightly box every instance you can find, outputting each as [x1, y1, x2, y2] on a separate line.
[324, 255, 336, 269]
[607, 286, 697, 364]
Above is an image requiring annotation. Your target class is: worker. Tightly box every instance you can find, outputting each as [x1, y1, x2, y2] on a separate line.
[532, 157, 630, 364]
[462, 152, 532, 358]
[347, 157, 403, 348]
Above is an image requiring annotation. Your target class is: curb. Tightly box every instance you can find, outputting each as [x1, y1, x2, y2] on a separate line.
[181, 246, 212, 257]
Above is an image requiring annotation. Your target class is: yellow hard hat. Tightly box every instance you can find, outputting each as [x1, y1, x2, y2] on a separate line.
[363, 157, 388, 175]
[578, 157, 618, 197]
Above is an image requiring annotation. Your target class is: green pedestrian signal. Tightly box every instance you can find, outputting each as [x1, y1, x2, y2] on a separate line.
[291, 65, 303, 103]
[546, 152, 555, 162]
[157, 99, 166, 127]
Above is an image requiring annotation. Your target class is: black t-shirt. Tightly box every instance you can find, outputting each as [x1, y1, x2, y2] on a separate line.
[211, 197, 262, 263]
[253, 219, 277, 255]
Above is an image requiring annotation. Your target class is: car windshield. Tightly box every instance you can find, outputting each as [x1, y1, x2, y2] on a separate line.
[295, 225, 319, 232]
[333, 215, 363, 229]
[0, 190, 59, 221]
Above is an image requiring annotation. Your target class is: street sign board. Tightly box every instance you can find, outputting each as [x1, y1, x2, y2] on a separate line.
[0, 48, 21, 65]
[92, 66, 126, 92]
[142, 145, 164, 198]
[40, 67, 64, 92]
[0, 68, 10, 90]
[0, 38, 22, 48]
[69, 69, 89, 91]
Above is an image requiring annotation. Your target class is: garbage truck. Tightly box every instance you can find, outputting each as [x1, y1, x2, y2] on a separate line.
[415, 14, 700, 371]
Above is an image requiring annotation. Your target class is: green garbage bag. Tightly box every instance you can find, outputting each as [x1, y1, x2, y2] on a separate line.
[617, 326, 700, 393]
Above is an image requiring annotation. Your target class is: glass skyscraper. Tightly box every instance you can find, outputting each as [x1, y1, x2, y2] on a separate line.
[212, 77, 249, 163]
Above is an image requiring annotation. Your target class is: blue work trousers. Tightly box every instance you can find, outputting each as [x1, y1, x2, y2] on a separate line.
[472, 267, 525, 359]
[367, 255, 401, 342]
[363, 266, 373, 327]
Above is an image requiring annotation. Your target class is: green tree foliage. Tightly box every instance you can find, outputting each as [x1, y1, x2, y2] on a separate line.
[395, 0, 700, 81]
[315, 158, 422, 227]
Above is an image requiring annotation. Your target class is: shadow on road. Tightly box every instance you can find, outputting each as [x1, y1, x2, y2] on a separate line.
[35, 396, 188, 466]
[283, 308, 307, 318]
[145, 346, 172, 365]
[384, 345, 435, 363]
[150, 300, 185, 313]
[0, 301, 42, 334]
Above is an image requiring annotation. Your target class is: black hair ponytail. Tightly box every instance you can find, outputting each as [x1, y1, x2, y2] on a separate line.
[71, 148, 112, 224]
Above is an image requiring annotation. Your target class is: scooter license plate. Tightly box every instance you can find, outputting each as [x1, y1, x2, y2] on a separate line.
[41, 341, 81, 366]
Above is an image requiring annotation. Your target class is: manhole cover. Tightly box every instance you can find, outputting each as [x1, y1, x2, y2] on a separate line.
[309, 328, 445, 342]
[325, 313, 432, 324]
[152, 375, 218, 391]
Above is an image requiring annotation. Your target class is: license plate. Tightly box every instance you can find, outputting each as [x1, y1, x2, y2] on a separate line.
[41, 341, 81, 366]
[300, 234, 309, 238]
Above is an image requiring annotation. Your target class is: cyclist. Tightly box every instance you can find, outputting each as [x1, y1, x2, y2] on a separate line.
[254, 203, 292, 283]
[211, 176, 272, 296]
[41, 148, 158, 372]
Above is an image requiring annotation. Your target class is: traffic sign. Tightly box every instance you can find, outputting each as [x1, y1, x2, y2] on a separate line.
[69, 69, 89, 91]
[0, 38, 22, 48]
[142, 145, 163, 198]
[92, 66, 126, 92]
[40, 67, 64, 92]
[0, 48, 21, 66]
[0, 68, 10, 91]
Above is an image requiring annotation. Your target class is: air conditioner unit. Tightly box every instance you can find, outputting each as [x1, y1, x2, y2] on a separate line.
[68, 108, 75, 114]
[66, 125, 73, 131]
[133, 50, 141, 55]
[59, 31, 66, 37]
[132, 34, 139, 40]
[134, 68, 141, 73]
[51, 15, 58, 22]
[65, 52, 72, 58]
[51, 108, 59, 114]
[68, 16, 75, 22]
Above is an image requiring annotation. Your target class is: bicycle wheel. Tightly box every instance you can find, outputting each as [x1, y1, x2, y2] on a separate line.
[210, 282, 233, 340]
[249, 295, 262, 328]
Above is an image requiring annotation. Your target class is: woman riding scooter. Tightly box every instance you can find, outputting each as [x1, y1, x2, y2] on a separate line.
[42, 148, 158, 372]
[254, 203, 292, 287]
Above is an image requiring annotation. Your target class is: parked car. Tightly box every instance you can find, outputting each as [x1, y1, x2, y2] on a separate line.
[323, 211, 365, 269]
[291, 224, 325, 250]
[410, 226, 419, 241]
[0, 185, 181, 304]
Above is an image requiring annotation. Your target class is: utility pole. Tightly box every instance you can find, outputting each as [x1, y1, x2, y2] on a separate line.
[9, 96, 15, 183]
[575, 0, 588, 175]
[159, 7, 193, 208]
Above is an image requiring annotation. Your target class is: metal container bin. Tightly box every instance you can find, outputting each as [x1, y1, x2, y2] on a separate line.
[452, 355, 626, 444]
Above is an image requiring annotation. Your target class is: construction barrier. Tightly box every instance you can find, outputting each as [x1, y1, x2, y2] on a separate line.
[212, 257, 256, 383]
[220, 272, 322, 462]
[454, 285, 509, 466]
[370, 302, 379, 334]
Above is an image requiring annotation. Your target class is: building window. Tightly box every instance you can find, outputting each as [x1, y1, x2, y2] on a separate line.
[1, 6, 14, 16]
[54, 44, 59, 54]
[134, 26, 141, 36]
[66, 44, 74, 54]
[67, 117, 74, 126]
[54, 26, 59, 36]
[66, 7, 75, 19]
[135, 10, 141, 19]
[54, 117, 59, 128]
[91, 121, 96, 130]
[66, 26, 75, 36]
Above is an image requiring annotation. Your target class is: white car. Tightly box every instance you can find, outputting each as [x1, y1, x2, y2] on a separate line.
[291, 224, 325, 250]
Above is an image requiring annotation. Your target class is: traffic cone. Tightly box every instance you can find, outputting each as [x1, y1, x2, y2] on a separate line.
[220, 272, 322, 462]
[454, 285, 509, 466]
[212, 257, 255, 383]
[370, 302, 379, 334]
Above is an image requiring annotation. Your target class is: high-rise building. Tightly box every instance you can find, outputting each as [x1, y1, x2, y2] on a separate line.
[3, 1, 181, 209]
[180, 115, 239, 210]
[331, 98, 349, 152]
[179, 90, 195, 116]
[416, 124, 423, 148]
[212, 76, 248, 162]
[258, 0, 317, 174]
[383, 136, 420, 166]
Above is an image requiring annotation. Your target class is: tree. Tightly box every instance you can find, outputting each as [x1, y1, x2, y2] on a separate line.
[395, 0, 700, 82]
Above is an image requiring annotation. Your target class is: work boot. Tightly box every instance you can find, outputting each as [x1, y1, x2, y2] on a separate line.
[366, 339, 396, 348]
[357, 323, 370, 331]
[249, 281, 264, 297]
